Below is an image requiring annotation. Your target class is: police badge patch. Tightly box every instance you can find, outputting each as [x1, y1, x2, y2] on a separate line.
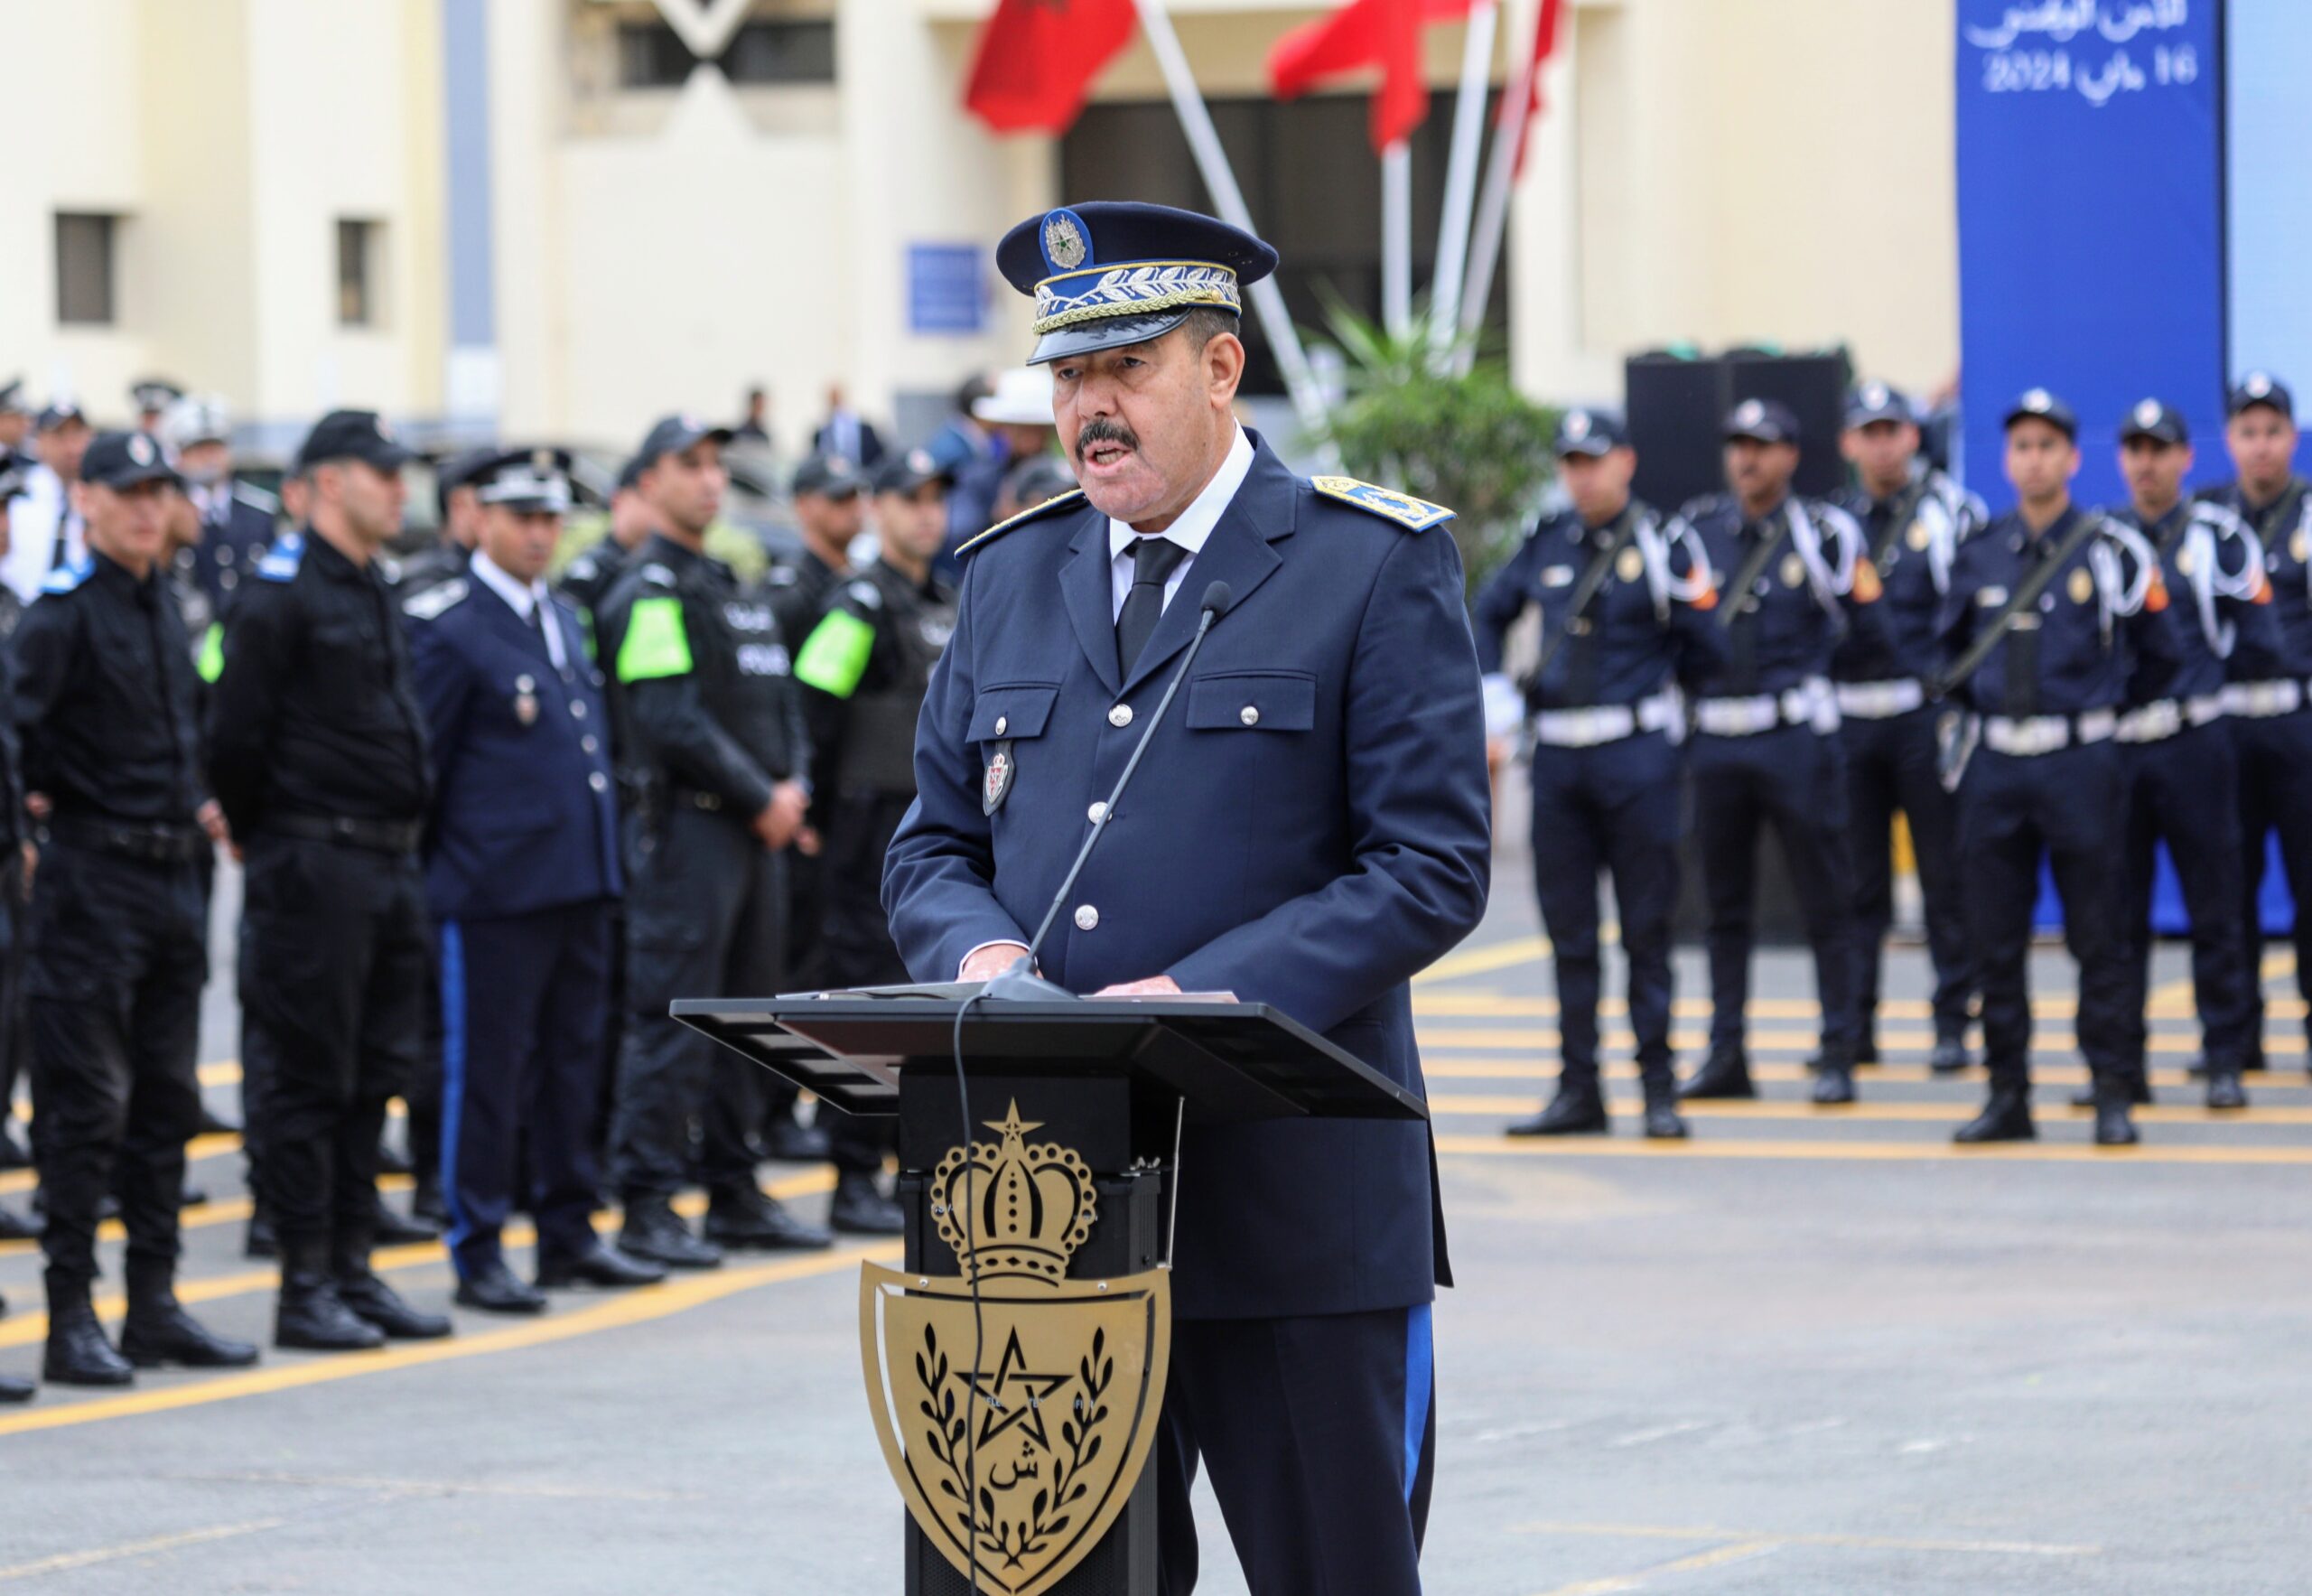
[983, 741, 1014, 815]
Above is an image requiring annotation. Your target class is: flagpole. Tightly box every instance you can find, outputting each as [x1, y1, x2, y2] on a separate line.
[1456, 0, 1549, 371]
[1381, 139, 1412, 338]
[1131, 0, 1328, 439]
[1429, 0, 1498, 362]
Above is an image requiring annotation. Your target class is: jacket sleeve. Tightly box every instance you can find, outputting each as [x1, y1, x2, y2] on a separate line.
[616, 587, 777, 816]
[206, 583, 293, 838]
[1665, 526, 1729, 686]
[1163, 527, 1493, 1031]
[408, 621, 475, 807]
[881, 562, 1032, 977]
[9, 600, 74, 816]
[1468, 539, 1530, 676]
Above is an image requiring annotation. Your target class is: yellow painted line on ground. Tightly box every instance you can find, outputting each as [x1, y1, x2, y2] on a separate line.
[1415, 935, 1551, 984]
[1427, 1093, 2312, 1125]
[0, 1171, 838, 1346]
[1512, 1521, 2098, 1557]
[197, 1059, 240, 1088]
[0, 1133, 241, 1199]
[1433, 1133, 2312, 1165]
[0, 1517, 292, 1584]
[0, 1239, 898, 1439]
[1414, 1024, 2271, 1056]
[1410, 992, 2255, 1022]
[1422, 1059, 2312, 1091]
[1533, 1538, 1785, 1596]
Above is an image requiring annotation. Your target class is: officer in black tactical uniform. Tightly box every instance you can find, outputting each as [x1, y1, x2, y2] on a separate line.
[595, 415, 831, 1266]
[210, 410, 454, 1351]
[14, 431, 256, 1386]
[556, 453, 656, 624]
[792, 447, 957, 1231]
[0, 456, 33, 1185]
[1833, 383, 1985, 1072]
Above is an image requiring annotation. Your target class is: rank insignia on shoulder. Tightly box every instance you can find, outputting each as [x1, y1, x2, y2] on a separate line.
[957, 489, 1088, 557]
[41, 555, 93, 595]
[402, 578, 469, 620]
[983, 740, 1015, 815]
[256, 536, 304, 583]
[640, 562, 678, 588]
[1310, 476, 1454, 531]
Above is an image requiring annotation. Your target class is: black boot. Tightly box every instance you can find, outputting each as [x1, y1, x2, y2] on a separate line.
[1679, 1050, 1756, 1101]
[0, 1371, 30, 1403]
[1854, 1031, 1880, 1067]
[829, 1171, 906, 1236]
[1811, 1062, 1857, 1106]
[1505, 1076, 1609, 1136]
[335, 1236, 452, 1340]
[410, 1172, 448, 1227]
[2093, 1094, 2140, 1146]
[275, 1242, 387, 1352]
[620, 1198, 723, 1269]
[2071, 1072, 2153, 1110]
[1954, 1086, 2035, 1143]
[454, 1257, 547, 1316]
[2205, 1070, 2248, 1111]
[1639, 1079, 1689, 1141]
[1928, 1035, 1972, 1074]
[536, 1237, 667, 1291]
[43, 1283, 134, 1386]
[704, 1186, 834, 1251]
[121, 1273, 259, 1371]
[244, 1206, 278, 1260]
[759, 1115, 833, 1163]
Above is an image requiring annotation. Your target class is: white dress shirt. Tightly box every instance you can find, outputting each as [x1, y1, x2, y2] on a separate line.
[1105, 425, 1255, 621]
[471, 549, 568, 673]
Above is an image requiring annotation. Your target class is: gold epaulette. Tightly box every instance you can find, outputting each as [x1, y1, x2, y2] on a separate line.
[1309, 476, 1455, 532]
[957, 489, 1089, 557]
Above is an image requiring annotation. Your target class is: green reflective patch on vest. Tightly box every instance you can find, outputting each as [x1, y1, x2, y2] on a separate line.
[196, 623, 225, 685]
[616, 595, 693, 683]
[793, 607, 877, 699]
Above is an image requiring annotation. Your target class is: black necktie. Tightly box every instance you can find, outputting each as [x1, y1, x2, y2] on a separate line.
[1116, 536, 1189, 676]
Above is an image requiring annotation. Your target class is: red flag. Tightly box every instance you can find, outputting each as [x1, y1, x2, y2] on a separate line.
[964, 0, 1138, 135]
[1502, 0, 1566, 175]
[1268, 0, 1471, 154]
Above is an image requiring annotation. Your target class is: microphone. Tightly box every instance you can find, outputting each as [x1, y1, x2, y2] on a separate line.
[982, 580, 1235, 1002]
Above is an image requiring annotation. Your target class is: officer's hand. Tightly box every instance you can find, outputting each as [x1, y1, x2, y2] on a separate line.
[960, 943, 1032, 983]
[755, 780, 809, 851]
[196, 800, 229, 846]
[1093, 975, 1185, 998]
[18, 843, 33, 896]
[1486, 736, 1510, 777]
[794, 825, 822, 858]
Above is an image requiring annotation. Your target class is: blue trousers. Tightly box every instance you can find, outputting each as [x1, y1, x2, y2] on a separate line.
[440, 900, 614, 1275]
[1527, 731, 1683, 1089]
[1840, 705, 1973, 1042]
[2232, 709, 2312, 1064]
[1157, 1305, 1435, 1595]
[2121, 723, 2252, 1077]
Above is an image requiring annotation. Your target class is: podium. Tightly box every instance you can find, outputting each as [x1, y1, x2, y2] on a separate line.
[673, 991, 1424, 1596]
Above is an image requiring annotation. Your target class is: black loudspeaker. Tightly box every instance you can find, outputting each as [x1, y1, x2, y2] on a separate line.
[1624, 348, 1854, 513]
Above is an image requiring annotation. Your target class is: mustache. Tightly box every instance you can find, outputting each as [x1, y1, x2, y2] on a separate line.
[1075, 418, 1140, 462]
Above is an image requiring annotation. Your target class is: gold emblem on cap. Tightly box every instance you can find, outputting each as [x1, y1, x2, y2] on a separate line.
[2293, 528, 2308, 565]
[1043, 212, 1086, 271]
[532, 447, 555, 473]
[1781, 553, 1805, 588]
[2068, 566, 2093, 604]
[1616, 546, 1644, 582]
[1906, 521, 1930, 552]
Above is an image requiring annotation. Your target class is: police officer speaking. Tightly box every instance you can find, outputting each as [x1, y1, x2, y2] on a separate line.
[406, 448, 665, 1312]
[792, 445, 957, 1232]
[1934, 390, 2176, 1145]
[210, 410, 454, 1350]
[1833, 382, 1984, 1071]
[884, 201, 1492, 1595]
[595, 415, 830, 1266]
[1680, 398, 1882, 1106]
[1473, 408, 1720, 1140]
[13, 430, 256, 1386]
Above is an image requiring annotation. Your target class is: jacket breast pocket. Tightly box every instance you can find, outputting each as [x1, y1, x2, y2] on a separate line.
[1184, 670, 1317, 733]
[968, 682, 1059, 744]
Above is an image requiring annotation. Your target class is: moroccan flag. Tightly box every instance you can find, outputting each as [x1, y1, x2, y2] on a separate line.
[1503, 0, 1567, 175]
[964, 0, 1139, 135]
[1268, 0, 1470, 153]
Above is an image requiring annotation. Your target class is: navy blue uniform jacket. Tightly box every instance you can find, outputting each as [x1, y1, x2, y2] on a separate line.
[406, 579, 622, 922]
[883, 437, 1493, 1321]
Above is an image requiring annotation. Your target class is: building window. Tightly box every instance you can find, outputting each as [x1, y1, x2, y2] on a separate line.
[338, 219, 380, 326]
[616, 19, 836, 88]
[55, 213, 118, 326]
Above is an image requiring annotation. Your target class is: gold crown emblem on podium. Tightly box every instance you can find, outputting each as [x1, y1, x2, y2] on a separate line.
[931, 1102, 1097, 1288]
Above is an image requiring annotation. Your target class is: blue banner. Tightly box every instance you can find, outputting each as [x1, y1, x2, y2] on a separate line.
[1955, 1, 2224, 512]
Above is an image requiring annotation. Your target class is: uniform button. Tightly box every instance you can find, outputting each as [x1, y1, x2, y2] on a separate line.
[571, 701, 587, 719]
[995, 714, 1009, 735]
[1087, 800, 1107, 822]
[219, 569, 238, 590]
[589, 771, 608, 793]
[1074, 904, 1099, 931]
[1239, 705, 1259, 726]
[1108, 704, 1133, 728]
[582, 735, 599, 754]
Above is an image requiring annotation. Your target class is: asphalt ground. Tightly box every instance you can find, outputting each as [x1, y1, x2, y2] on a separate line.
[2, 865, 2309, 1592]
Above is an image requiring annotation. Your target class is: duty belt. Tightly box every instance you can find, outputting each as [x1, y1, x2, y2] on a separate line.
[1981, 709, 2117, 758]
[44, 817, 207, 864]
[1833, 678, 1926, 720]
[266, 812, 423, 854]
[1694, 677, 1837, 738]
[2221, 678, 2307, 719]
[1532, 690, 1681, 750]
[2114, 695, 2227, 745]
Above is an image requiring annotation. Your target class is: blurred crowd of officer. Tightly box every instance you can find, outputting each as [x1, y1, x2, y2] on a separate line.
[0, 372, 1076, 1402]
[1476, 374, 2312, 1150]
